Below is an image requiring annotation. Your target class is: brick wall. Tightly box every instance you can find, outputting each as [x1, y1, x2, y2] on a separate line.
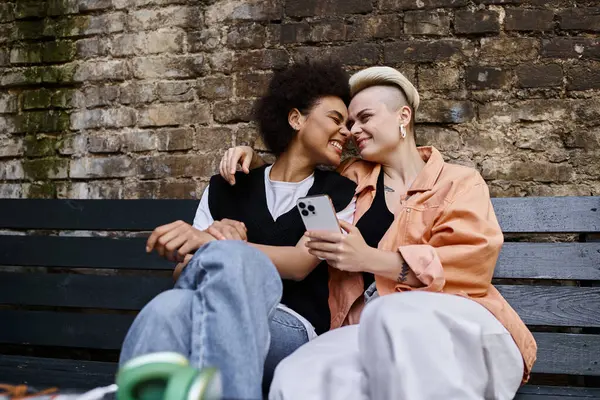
[0, 0, 599, 199]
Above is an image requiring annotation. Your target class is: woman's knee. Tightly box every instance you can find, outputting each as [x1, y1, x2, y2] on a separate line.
[197, 240, 266, 262]
[359, 293, 448, 348]
[141, 289, 193, 321]
[190, 240, 281, 289]
[362, 293, 424, 326]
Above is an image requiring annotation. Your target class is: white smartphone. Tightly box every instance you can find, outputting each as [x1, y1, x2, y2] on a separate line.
[297, 194, 341, 233]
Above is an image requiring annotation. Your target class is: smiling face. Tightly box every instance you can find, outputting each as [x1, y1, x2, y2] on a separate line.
[347, 85, 412, 163]
[293, 95, 350, 167]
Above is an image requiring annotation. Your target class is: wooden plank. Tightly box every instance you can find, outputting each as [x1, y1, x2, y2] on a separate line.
[1, 313, 599, 375]
[0, 356, 116, 389]
[494, 243, 600, 281]
[0, 199, 198, 231]
[1, 197, 598, 233]
[0, 311, 134, 349]
[492, 197, 600, 233]
[497, 286, 600, 328]
[3, 237, 599, 278]
[516, 385, 600, 399]
[0, 236, 173, 270]
[3, 362, 600, 399]
[2, 237, 598, 278]
[533, 332, 600, 376]
[0, 316, 598, 376]
[14, 277, 600, 329]
[0, 273, 172, 310]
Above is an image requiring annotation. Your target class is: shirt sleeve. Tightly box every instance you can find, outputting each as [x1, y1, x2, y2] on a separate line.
[192, 185, 214, 231]
[336, 196, 357, 225]
[395, 182, 504, 296]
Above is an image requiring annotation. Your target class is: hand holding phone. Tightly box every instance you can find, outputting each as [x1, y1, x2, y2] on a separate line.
[296, 195, 341, 233]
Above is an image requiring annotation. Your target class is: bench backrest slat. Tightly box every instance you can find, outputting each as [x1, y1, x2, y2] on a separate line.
[0, 272, 172, 310]
[496, 285, 600, 327]
[0, 310, 133, 350]
[0, 197, 599, 233]
[0, 355, 117, 389]
[2, 309, 597, 376]
[1, 276, 597, 328]
[492, 196, 600, 233]
[0, 236, 172, 270]
[3, 236, 598, 281]
[0, 199, 198, 231]
[495, 243, 600, 280]
[533, 332, 600, 376]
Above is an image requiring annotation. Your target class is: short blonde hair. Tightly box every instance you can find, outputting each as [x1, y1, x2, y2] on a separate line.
[349, 66, 420, 111]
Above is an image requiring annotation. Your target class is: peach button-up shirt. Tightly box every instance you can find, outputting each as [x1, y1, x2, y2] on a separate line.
[327, 146, 536, 383]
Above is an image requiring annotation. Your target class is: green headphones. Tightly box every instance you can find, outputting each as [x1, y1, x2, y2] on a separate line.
[116, 352, 221, 400]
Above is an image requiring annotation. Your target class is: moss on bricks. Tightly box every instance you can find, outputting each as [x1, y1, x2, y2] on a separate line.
[23, 89, 53, 110]
[13, 21, 45, 40]
[17, 110, 70, 134]
[43, 64, 76, 83]
[15, 65, 76, 88]
[44, 15, 89, 37]
[10, 45, 43, 64]
[14, 0, 81, 200]
[0, 3, 14, 23]
[15, 1, 48, 20]
[51, 88, 74, 108]
[24, 135, 58, 157]
[29, 182, 57, 198]
[22, 158, 67, 180]
[47, 0, 79, 16]
[18, 67, 45, 86]
[42, 40, 76, 63]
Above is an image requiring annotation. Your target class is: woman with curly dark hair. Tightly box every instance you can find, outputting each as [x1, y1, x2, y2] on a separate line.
[117, 61, 358, 399]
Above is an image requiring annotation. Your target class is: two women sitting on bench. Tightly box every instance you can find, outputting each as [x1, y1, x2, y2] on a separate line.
[119, 63, 536, 400]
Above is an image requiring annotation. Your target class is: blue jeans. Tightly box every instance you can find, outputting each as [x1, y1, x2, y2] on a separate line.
[119, 241, 310, 399]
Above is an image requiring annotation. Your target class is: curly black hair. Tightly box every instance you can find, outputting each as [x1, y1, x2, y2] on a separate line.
[255, 60, 351, 156]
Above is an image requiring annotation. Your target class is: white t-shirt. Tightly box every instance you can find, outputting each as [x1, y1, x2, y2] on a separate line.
[193, 165, 356, 230]
[192, 165, 357, 340]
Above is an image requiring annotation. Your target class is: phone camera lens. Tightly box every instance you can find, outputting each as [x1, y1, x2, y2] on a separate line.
[299, 202, 306, 209]
[307, 205, 315, 212]
[301, 210, 309, 216]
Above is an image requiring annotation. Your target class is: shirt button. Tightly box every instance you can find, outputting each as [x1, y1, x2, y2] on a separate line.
[406, 208, 411, 213]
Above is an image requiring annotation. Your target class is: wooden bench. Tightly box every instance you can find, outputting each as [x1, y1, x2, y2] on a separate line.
[0, 197, 599, 399]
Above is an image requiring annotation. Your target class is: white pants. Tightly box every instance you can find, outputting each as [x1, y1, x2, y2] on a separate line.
[269, 292, 524, 400]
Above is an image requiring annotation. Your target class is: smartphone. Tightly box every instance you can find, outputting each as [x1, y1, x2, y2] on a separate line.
[297, 194, 341, 233]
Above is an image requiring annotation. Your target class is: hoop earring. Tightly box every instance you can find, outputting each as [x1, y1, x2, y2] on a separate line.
[400, 125, 407, 139]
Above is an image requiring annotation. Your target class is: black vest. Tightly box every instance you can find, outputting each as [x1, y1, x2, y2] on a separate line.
[208, 165, 357, 334]
[355, 170, 395, 290]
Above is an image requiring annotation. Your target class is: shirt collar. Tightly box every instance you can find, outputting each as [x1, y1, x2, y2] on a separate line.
[354, 146, 445, 194]
[408, 146, 445, 194]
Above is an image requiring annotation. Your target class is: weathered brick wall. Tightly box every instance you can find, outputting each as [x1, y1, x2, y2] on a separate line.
[0, 0, 599, 199]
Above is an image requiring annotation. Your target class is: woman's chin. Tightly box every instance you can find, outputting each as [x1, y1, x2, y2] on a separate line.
[328, 154, 342, 166]
[322, 150, 342, 167]
[359, 147, 377, 161]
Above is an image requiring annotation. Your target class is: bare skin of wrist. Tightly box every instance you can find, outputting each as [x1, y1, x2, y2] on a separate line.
[364, 247, 422, 288]
[250, 152, 266, 169]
